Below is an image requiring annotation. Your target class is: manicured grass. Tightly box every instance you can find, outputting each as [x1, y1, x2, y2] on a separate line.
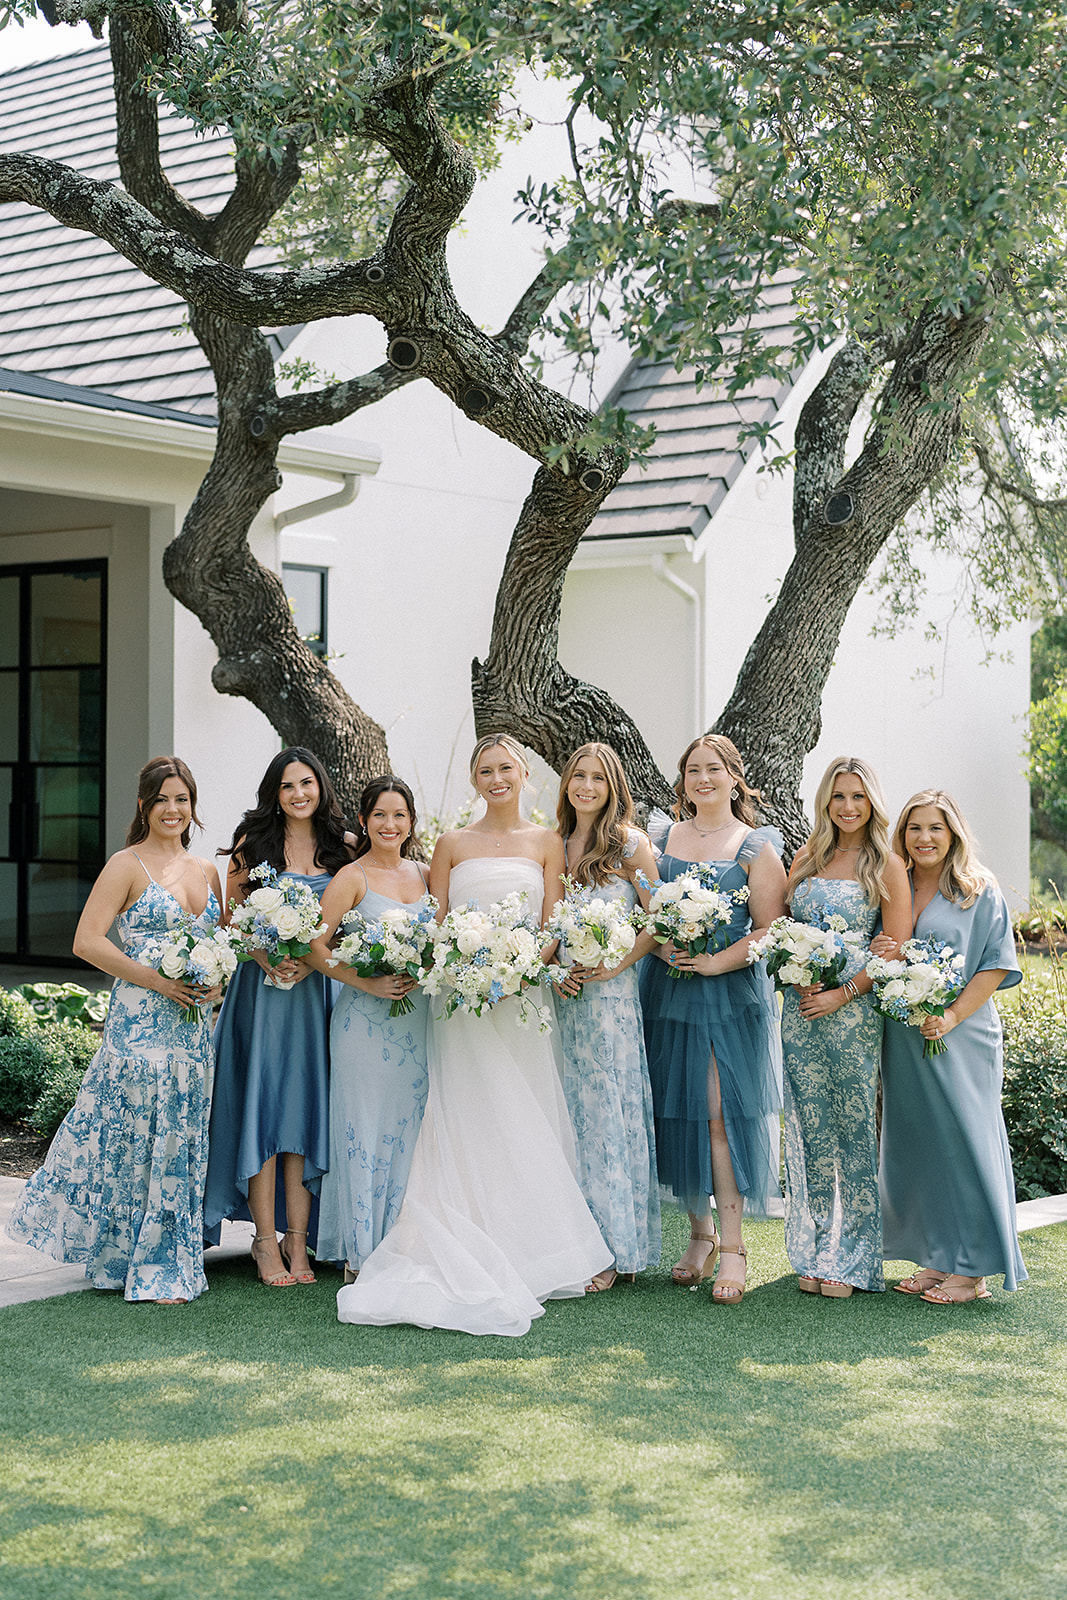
[1, 1213, 1065, 1600]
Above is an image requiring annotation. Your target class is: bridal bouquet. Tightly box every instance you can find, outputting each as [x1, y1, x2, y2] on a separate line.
[748, 912, 863, 991]
[423, 890, 558, 1029]
[328, 897, 439, 1017]
[866, 937, 966, 1056]
[546, 877, 640, 998]
[138, 920, 239, 1023]
[229, 863, 329, 989]
[636, 865, 749, 979]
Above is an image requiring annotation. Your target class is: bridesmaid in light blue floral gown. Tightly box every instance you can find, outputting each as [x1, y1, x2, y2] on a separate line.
[780, 758, 911, 1298]
[553, 744, 661, 1291]
[309, 776, 431, 1282]
[6, 758, 224, 1304]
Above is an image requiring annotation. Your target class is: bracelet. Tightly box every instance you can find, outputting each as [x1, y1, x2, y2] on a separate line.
[841, 979, 858, 1002]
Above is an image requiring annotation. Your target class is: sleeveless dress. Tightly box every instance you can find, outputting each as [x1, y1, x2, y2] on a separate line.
[203, 869, 332, 1245]
[780, 877, 884, 1290]
[316, 883, 431, 1271]
[336, 855, 612, 1336]
[880, 883, 1027, 1289]
[640, 825, 784, 1215]
[6, 874, 219, 1302]
[555, 831, 660, 1273]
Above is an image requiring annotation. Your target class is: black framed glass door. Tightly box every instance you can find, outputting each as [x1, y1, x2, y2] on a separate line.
[0, 560, 106, 964]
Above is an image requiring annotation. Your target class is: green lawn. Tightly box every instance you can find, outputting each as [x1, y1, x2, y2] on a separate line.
[1, 1212, 1065, 1600]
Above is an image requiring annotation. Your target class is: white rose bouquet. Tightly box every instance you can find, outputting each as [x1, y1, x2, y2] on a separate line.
[424, 889, 559, 1029]
[866, 937, 966, 1056]
[228, 862, 329, 990]
[138, 920, 238, 1023]
[748, 911, 863, 991]
[636, 864, 749, 979]
[545, 876, 640, 998]
[327, 897, 440, 1017]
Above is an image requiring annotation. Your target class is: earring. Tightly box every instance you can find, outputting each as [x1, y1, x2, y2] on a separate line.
[731, 788, 739, 800]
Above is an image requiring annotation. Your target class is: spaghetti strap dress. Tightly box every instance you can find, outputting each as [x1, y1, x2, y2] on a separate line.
[555, 830, 660, 1273]
[316, 884, 432, 1271]
[6, 868, 219, 1302]
[203, 869, 333, 1246]
[336, 855, 611, 1335]
[640, 824, 784, 1215]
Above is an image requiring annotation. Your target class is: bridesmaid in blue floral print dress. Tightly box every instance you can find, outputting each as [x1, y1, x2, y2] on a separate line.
[780, 757, 911, 1298]
[309, 776, 431, 1282]
[552, 743, 661, 1291]
[6, 757, 224, 1305]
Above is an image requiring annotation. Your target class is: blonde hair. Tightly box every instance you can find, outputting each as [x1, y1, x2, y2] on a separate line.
[791, 756, 893, 909]
[556, 742, 638, 887]
[674, 734, 760, 827]
[892, 789, 993, 908]
[468, 732, 529, 782]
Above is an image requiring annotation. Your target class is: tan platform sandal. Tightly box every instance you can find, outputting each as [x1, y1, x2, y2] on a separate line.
[711, 1243, 747, 1304]
[279, 1228, 317, 1284]
[251, 1234, 297, 1288]
[671, 1230, 719, 1286]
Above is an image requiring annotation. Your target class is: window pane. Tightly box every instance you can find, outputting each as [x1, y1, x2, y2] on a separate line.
[30, 572, 101, 666]
[0, 862, 17, 953]
[30, 667, 102, 762]
[0, 577, 18, 669]
[0, 672, 17, 762]
[36, 766, 101, 863]
[26, 862, 94, 958]
[282, 565, 326, 655]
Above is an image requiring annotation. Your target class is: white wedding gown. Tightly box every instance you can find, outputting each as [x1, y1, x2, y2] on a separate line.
[336, 856, 611, 1335]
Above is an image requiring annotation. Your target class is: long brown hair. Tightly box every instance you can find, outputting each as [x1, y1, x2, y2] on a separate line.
[673, 734, 761, 827]
[556, 742, 637, 887]
[126, 756, 201, 850]
[892, 789, 993, 908]
[352, 776, 423, 862]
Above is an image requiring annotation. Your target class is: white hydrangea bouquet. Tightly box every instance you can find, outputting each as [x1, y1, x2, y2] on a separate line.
[423, 890, 559, 1029]
[228, 862, 329, 990]
[748, 911, 863, 991]
[865, 936, 966, 1056]
[545, 876, 640, 998]
[138, 919, 239, 1023]
[636, 865, 749, 979]
[327, 897, 439, 1017]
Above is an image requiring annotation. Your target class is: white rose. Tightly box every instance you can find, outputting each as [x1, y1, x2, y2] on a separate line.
[882, 978, 906, 1000]
[613, 922, 637, 954]
[456, 926, 485, 956]
[247, 886, 285, 915]
[160, 945, 187, 979]
[779, 961, 809, 987]
[652, 881, 683, 906]
[273, 904, 303, 941]
[506, 927, 540, 965]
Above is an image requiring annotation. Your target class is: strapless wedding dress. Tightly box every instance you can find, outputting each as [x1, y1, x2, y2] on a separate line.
[336, 856, 611, 1335]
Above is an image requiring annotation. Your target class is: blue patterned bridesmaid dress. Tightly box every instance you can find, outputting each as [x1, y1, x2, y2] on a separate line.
[555, 832, 660, 1274]
[6, 878, 219, 1301]
[780, 877, 884, 1291]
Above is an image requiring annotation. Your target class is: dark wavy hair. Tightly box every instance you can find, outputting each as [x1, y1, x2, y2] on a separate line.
[126, 756, 202, 850]
[351, 775, 423, 861]
[219, 747, 351, 876]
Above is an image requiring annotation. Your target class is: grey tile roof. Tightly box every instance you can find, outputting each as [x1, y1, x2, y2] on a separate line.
[587, 275, 803, 542]
[0, 362, 216, 426]
[0, 44, 292, 417]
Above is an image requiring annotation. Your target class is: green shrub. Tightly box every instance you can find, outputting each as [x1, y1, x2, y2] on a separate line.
[0, 987, 37, 1039]
[29, 1057, 91, 1139]
[0, 1033, 71, 1122]
[1000, 993, 1067, 1199]
[0, 998, 100, 1129]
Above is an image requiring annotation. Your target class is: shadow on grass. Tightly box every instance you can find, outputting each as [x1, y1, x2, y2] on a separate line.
[0, 1220, 1064, 1600]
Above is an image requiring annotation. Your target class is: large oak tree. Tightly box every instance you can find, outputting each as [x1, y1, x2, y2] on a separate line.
[3, 0, 1067, 840]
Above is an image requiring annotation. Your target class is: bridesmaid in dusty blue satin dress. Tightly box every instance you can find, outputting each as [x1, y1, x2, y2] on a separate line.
[780, 758, 911, 1298]
[6, 757, 224, 1304]
[552, 743, 661, 1291]
[640, 734, 788, 1304]
[309, 776, 431, 1282]
[204, 747, 352, 1288]
[879, 789, 1026, 1302]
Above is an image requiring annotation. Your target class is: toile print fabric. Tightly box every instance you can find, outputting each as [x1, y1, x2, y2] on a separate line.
[780, 875, 885, 1291]
[6, 880, 219, 1302]
[315, 887, 431, 1271]
[555, 832, 660, 1274]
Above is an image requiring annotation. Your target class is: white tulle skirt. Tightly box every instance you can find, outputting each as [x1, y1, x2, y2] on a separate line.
[336, 997, 611, 1336]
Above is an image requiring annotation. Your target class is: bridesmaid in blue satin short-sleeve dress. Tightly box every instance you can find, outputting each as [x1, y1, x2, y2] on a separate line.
[6, 757, 224, 1305]
[203, 747, 352, 1289]
[879, 790, 1026, 1303]
[640, 735, 788, 1304]
[309, 775, 431, 1283]
[552, 743, 661, 1292]
[780, 758, 911, 1299]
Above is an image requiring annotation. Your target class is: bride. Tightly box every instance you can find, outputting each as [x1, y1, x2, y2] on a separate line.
[337, 733, 612, 1335]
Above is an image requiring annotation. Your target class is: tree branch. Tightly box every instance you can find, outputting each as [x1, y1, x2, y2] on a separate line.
[274, 363, 419, 435]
